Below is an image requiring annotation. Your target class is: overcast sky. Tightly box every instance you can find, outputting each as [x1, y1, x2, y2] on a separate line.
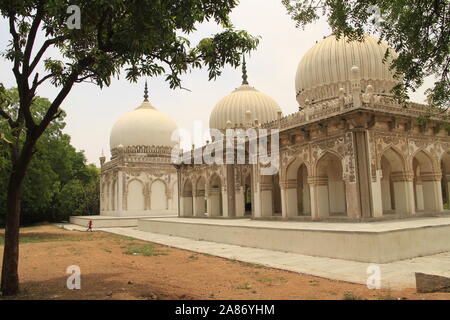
[0, 0, 434, 166]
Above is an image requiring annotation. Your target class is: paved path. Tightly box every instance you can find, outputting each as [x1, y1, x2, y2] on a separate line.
[60, 224, 450, 290]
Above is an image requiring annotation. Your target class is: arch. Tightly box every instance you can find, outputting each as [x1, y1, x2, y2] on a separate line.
[284, 157, 310, 216]
[208, 174, 223, 216]
[413, 150, 443, 212]
[110, 180, 117, 211]
[127, 179, 145, 211]
[380, 147, 414, 215]
[378, 146, 406, 173]
[314, 152, 346, 217]
[150, 179, 167, 210]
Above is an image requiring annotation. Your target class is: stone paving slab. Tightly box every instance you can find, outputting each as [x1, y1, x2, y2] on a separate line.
[59, 224, 450, 290]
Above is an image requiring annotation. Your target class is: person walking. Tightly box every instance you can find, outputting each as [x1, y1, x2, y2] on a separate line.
[87, 220, 93, 232]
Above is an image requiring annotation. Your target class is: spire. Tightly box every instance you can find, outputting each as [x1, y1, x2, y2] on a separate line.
[143, 80, 149, 102]
[242, 54, 249, 85]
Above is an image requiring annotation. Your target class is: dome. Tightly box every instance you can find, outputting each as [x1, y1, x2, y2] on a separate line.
[110, 100, 178, 150]
[209, 84, 282, 130]
[295, 34, 399, 107]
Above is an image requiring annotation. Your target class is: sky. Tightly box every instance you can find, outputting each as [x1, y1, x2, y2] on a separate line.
[0, 0, 434, 166]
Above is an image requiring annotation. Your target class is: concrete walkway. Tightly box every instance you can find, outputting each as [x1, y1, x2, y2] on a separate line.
[60, 224, 450, 290]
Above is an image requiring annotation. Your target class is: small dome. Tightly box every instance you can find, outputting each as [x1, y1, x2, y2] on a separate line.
[295, 34, 399, 107]
[209, 84, 282, 130]
[110, 100, 178, 150]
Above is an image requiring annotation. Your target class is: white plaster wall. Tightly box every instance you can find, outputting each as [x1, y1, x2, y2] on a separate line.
[138, 218, 450, 263]
[151, 180, 167, 210]
[128, 180, 145, 211]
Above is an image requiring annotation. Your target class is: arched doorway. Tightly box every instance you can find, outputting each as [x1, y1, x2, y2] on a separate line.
[413, 150, 443, 212]
[208, 174, 223, 216]
[285, 158, 310, 217]
[272, 173, 282, 216]
[195, 176, 207, 216]
[244, 174, 253, 216]
[380, 148, 413, 215]
[151, 180, 167, 210]
[315, 152, 346, 217]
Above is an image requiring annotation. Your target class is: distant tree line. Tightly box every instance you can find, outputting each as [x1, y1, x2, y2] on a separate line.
[0, 88, 99, 226]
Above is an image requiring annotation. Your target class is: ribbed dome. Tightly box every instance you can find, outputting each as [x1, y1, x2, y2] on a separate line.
[295, 34, 399, 107]
[209, 84, 282, 130]
[110, 101, 178, 150]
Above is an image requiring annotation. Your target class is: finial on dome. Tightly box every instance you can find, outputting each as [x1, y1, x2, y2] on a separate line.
[143, 80, 149, 102]
[242, 54, 249, 85]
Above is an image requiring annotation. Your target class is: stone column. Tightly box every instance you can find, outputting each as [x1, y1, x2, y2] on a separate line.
[260, 182, 273, 217]
[235, 187, 245, 217]
[370, 169, 384, 217]
[446, 175, 450, 208]
[391, 172, 415, 214]
[225, 164, 236, 218]
[309, 176, 329, 219]
[422, 173, 443, 212]
[353, 130, 372, 218]
[415, 178, 425, 211]
[284, 179, 298, 217]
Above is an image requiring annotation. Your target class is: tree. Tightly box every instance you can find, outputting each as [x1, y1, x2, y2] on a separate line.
[0, 88, 100, 226]
[282, 0, 449, 112]
[0, 0, 259, 295]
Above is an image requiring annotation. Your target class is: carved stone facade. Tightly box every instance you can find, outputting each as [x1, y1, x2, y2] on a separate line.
[100, 145, 178, 217]
[178, 93, 450, 221]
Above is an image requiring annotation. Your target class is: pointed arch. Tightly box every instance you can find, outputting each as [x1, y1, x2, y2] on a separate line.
[127, 179, 145, 211]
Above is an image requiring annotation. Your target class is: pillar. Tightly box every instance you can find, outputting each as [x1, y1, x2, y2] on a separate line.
[309, 176, 329, 219]
[260, 182, 273, 217]
[391, 172, 415, 214]
[284, 179, 298, 217]
[422, 173, 443, 212]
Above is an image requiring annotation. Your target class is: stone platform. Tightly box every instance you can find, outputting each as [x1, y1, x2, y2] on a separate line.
[137, 216, 450, 263]
[70, 213, 176, 228]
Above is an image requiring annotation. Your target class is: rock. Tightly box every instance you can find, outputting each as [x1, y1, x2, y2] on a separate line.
[415, 272, 450, 293]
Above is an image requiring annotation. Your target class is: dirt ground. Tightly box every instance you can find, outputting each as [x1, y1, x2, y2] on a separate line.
[0, 225, 449, 300]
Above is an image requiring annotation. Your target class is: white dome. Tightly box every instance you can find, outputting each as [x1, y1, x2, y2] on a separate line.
[295, 34, 399, 107]
[110, 101, 178, 150]
[209, 84, 282, 130]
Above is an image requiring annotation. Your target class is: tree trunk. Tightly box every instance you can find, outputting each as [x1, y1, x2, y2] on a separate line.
[1, 138, 35, 296]
[1, 171, 22, 296]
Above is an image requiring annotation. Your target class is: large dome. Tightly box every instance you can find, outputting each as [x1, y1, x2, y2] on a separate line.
[209, 84, 282, 130]
[110, 100, 178, 150]
[295, 34, 399, 107]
